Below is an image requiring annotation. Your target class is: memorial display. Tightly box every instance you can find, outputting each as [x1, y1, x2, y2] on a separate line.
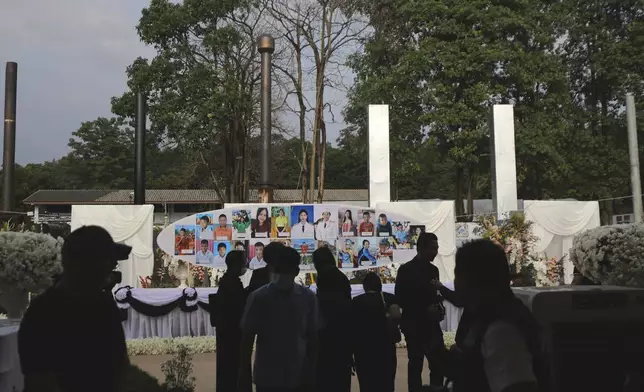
[157, 204, 425, 271]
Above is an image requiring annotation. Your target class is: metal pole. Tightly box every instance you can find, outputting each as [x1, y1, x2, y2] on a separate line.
[257, 34, 274, 204]
[134, 92, 146, 205]
[3, 62, 17, 212]
[627, 93, 642, 223]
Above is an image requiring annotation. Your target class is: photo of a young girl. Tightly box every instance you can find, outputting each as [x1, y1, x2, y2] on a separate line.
[270, 206, 291, 238]
[251, 207, 271, 238]
[356, 238, 378, 267]
[338, 209, 356, 236]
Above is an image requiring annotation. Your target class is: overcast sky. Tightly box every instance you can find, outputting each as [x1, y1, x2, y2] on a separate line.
[0, 0, 348, 165]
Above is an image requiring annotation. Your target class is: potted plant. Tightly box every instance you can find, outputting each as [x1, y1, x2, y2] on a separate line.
[0, 231, 63, 319]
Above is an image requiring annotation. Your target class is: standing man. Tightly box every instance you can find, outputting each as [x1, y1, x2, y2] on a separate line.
[19, 226, 130, 392]
[395, 232, 446, 392]
[315, 211, 338, 240]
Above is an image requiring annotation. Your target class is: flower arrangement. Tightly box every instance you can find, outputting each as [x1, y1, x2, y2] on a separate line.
[161, 343, 196, 392]
[571, 223, 644, 287]
[531, 255, 565, 287]
[0, 231, 64, 293]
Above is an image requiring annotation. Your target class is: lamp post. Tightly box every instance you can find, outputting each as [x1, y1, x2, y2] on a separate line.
[257, 34, 274, 203]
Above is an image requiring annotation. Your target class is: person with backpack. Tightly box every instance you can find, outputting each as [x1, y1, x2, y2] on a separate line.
[445, 239, 548, 392]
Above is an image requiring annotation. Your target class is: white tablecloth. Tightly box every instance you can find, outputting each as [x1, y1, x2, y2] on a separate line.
[0, 322, 23, 392]
[121, 284, 463, 339]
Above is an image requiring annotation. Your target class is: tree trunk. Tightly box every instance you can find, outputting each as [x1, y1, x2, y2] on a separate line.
[466, 168, 474, 220]
[317, 119, 326, 203]
[455, 167, 465, 218]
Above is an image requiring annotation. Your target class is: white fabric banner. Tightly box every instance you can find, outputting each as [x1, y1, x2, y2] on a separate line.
[121, 284, 462, 339]
[524, 200, 601, 283]
[376, 201, 456, 281]
[71, 205, 155, 288]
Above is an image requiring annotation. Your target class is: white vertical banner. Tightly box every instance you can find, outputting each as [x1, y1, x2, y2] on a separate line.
[368, 105, 391, 207]
[489, 105, 518, 219]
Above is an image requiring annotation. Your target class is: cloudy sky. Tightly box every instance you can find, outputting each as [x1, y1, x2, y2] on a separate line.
[0, 0, 349, 165]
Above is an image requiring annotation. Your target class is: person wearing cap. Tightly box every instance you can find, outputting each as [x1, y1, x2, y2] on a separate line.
[213, 250, 251, 392]
[314, 211, 337, 241]
[18, 225, 131, 392]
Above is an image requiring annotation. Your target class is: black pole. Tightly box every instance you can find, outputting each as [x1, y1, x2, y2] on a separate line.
[134, 92, 146, 205]
[257, 34, 275, 203]
[3, 62, 17, 212]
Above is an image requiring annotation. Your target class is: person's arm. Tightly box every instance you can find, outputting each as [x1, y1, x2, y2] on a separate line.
[432, 280, 465, 307]
[481, 321, 538, 392]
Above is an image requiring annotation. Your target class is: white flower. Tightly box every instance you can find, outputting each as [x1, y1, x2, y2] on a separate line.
[114, 288, 129, 301]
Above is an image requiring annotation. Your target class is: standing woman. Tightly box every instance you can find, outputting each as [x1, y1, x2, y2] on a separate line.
[341, 210, 354, 235]
[252, 207, 270, 238]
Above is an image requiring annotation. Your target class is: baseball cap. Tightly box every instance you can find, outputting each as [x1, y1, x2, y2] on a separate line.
[62, 225, 132, 265]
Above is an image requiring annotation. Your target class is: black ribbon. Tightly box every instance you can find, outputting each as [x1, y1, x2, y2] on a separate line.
[115, 286, 210, 321]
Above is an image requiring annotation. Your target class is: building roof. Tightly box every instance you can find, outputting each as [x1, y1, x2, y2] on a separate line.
[23, 188, 369, 205]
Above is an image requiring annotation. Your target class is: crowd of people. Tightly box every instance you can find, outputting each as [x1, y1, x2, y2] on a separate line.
[17, 225, 548, 392]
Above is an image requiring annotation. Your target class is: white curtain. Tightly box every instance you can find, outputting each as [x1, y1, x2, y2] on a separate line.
[71, 205, 155, 288]
[523, 200, 600, 283]
[376, 201, 456, 282]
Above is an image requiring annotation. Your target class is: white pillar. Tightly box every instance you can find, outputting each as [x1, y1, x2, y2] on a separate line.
[489, 105, 518, 219]
[368, 105, 391, 208]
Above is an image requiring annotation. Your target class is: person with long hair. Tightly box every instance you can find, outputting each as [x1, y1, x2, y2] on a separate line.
[291, 209, 315, 238]
[252, 208, 270, 238]
[341, 210, 353, 235]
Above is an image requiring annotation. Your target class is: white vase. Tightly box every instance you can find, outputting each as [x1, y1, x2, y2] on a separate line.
[176, 266, 189, 288]
[0, 288, 29, 320]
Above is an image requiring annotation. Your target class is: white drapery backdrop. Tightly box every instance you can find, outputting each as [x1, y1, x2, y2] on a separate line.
[524, 200, 600, 284]
[71, 205, 155, 288]
[376, 201, 456, 282]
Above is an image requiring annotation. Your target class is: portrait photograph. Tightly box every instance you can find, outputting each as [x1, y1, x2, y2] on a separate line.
[338, 208, 358, 237]
[213, 211, 233, 241]
[195, 239, 215, 266]
[357, 209, 376, 237]
[290, 205, 315, 239]
[375, 212, 393, 237]
[313, 205, 339, 241]
[392, 221, 411, 248]
[270, 206, 291, 238]
[247, 239, 270, 270]
[210, 241, 232, 269]
[375, 237, 394, 264]
[174, 225, 196, 256]
[232, 209, 252, 240]
[355, 237, 378, 267]
[251, 207, 271, 238]
[408, 225, 426, 248]
[195, 213, 214, 241]
[337, 237, 357, 269]
[292, 238, 316, 270]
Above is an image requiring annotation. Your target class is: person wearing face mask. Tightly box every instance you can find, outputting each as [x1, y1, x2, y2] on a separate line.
[239, 246, 320, 392]
[213, 250, 251, 392]
[19, 226, 131, 392]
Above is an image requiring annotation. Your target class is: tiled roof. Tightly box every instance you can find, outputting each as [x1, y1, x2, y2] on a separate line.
[23, 188, 369, 204]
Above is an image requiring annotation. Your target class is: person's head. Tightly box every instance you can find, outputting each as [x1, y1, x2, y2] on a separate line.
[200, 240, 208, 252]
[179, 228, 186, 238]
[415, 227, 422, 235]
[257, 208, 268, 223]
[378, 214, 388, 225]
[362, 272, 382, 293]
[217, 243, 227, 257]
[397, 224, 403, 231]
[225, 250, 247, 276]
[218, 214, 227, 227]
[254, 242, 264, 259]
[313, 246, 335, 270]
[362, 211, 371, 222]
[199, 215, 210, 229]
[263, 241, 285, 270]
[235, 241, 245, 251]
[362, 239, 370, 249]
[61, 225, 132, 291]
[417, 232, 438, 261]
[279, 208, 285, 216]
[344, 239, 354, 250]
[270, 246, 300, 289]
[379, 238, 389, 252]
[344, 210, 352, 221]
[298, 209, 309, 223]
[454, 239, 511, 301]
[322, 211, 331, 221]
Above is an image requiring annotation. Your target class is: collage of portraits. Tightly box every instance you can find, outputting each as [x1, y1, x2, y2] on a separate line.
[172, 205, 426, 272]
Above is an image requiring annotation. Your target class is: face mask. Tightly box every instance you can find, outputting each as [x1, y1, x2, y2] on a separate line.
[270, 273, 294, 290]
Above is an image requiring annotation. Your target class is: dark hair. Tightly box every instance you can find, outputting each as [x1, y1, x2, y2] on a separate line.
[225, 250, 245, 269]
[200, 215, 210, 223]
[298, 209, 309, 220]
[455, 239, 510, 290]
[274, 247, 300, 275]
[378, 213, 387, 219]
[201, 239, 208, 245]
[363, 272, 382, 292]
[254, 242, 265, 248]
[343, 210, 353, 222]
[248, 267, 270, 292]
[180, 228, 186, 232]
[313, 247, 335, 269]
[218, 214, 227, 220]
[217, 242, 227, 250]
[264, 241, 285, 266]
[416, 232, 437, 249]
[256, 208, 268, 218]
[362, 240, 370, 246]
[363, 211, 371, 216]
[235, 241, 245, 248]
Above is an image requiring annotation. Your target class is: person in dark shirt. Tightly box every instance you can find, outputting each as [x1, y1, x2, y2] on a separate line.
[214, 250, 251, 392]
[312, 247, 352, 392]
[395, 232, 446, 392]
[19, 225, 130, 392]
[352, 272, 401, 392]
[247, 266, 270, 293]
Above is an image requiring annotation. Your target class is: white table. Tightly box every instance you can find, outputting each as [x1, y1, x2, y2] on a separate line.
[0, 321, 23, 392]
[120, 284, 463, 339]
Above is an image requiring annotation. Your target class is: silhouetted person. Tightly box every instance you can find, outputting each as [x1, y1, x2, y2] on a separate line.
[352, 272, 401, 392]
[19, 226, 130, 392]
[395, 232, 446, 392]
[214, 250, 251, 392]
[446, 239, 548, 392]
[246, 242, 283, 293]
[312, 247, 352, 392]
[239, 246, 319, 392]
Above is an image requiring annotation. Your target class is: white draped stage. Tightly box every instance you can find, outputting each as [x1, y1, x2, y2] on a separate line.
[71, 205, 155, 288]
[376, 201, 457, 282]
[524, 200, 601, 284]
[121, 284, 462, 339]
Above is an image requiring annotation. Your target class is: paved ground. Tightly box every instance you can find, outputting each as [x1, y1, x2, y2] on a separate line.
[131, 348, 430, 392]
